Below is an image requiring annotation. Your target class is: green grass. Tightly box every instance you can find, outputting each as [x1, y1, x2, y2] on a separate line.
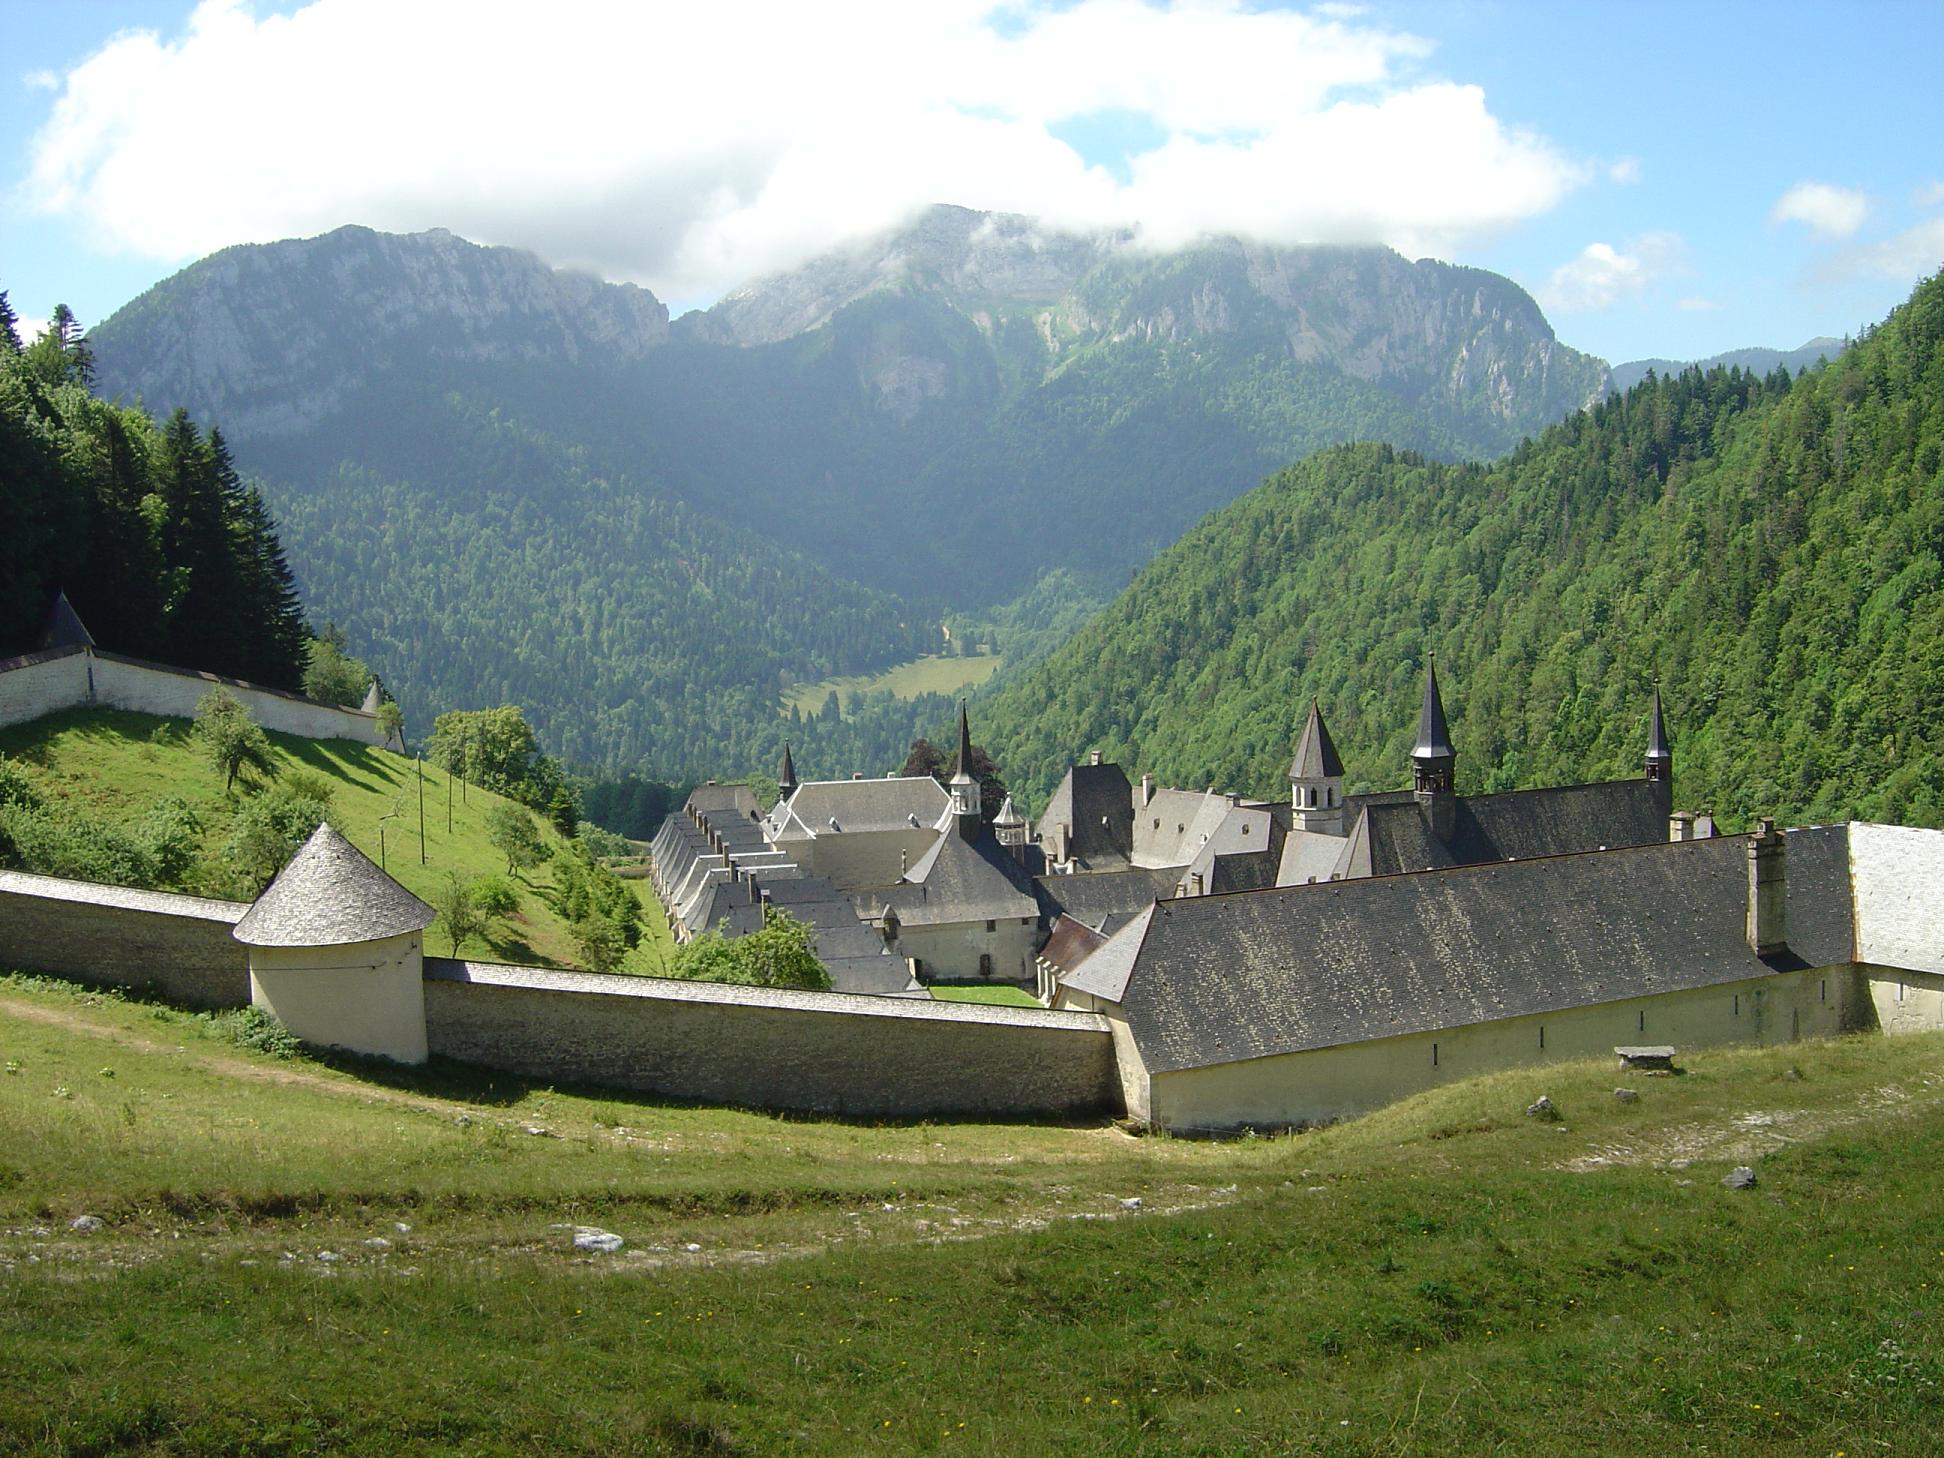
[3, 969, 1942, 1455]
[927, 984, 1042, 1006]
[0, 707, 676, 975]
[783, 652, 1002, 716]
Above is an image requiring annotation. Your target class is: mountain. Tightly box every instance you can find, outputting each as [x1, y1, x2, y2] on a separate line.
[87, 211, 1608, 777]
[978, 272, 1944, 833]
[1609, 336, 1846, 393]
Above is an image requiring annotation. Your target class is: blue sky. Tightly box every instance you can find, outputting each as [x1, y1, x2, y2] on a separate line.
[3, 0, 1940, 366]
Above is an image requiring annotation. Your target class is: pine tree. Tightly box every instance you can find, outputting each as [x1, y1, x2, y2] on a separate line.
[0, 291, 20, 355]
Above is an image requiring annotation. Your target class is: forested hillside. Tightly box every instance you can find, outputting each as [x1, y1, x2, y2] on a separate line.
[981, 271, 1944, 832]
[87, 214, 1606, 779]
[0, 296, 307, 686]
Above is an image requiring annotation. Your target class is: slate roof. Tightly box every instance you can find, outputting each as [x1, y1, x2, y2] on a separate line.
[685, 783, 761, 820]
[1289, 699, 1344, 780]
[1038, 913, 1107, 975]
[889, 829, 1041, 926]
[38, 591, 94, 651]
[1037, 866, 1178, 930]
[1043, 761, 1135, 866]
[1352, 778, 1671, 876]
[768, 776, 951, 838]
[1131, 788, 1235, 869]
[1108, 825, 1855, 1075]
[233, 822, 435, 947]
[1412, 660, 1454, 764]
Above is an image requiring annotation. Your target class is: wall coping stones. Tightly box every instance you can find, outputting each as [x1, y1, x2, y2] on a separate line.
[426, 956, 1110, 1031]
[0, 868, 247, 923]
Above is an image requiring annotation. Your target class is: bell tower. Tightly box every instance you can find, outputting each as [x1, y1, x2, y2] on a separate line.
[1289, 697, 1347, 835]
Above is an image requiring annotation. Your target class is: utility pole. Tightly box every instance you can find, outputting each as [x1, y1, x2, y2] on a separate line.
[379, 808, 400, 873]
[418, 756, 427, 864]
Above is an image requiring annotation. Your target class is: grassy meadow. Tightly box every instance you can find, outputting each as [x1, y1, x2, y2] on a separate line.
[783, 652, 1003, 718]
[0, 707, 676, 975]
[2, 969, 1940, 1456]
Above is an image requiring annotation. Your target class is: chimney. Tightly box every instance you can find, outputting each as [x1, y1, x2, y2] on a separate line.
[1746, 817, 1786, 955]
[1141, 773, 1155, 807]
[1090, 749, 1103, 766]
[1669, 810, 1695, 842]
[1190, 871, 1204, 896]
[852, 772, 864, 780]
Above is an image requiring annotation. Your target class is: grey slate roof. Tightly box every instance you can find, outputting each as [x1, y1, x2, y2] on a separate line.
[38, 591, 94, 651]
[233, 822, 435, 947]
[1043, 761, 1135, 866]
[1111, 825, 1855, 1075]
[1412, 660, 1454, 764]
[769, 777, 950, 837]
[685, 783, 762, 821]
[1353, 778, 1671, 876]
[1037, 866, 1178, 929]
[890, 829, 1041, 926]
[1289, 699, 1344, 780]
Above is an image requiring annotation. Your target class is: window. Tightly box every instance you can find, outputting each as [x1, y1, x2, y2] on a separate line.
[985, 919, 995, 932]
[1431, 1041, 1439, 1067]
[979, 953, 994, 979]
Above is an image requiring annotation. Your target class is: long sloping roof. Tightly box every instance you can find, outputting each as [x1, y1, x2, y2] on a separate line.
[890, 830, 1041, 925]
[1043, 761, 1135, 866]
[771, 776, 950, 837]
[1112, 824, 1855, 1074]
[1356, 778, 1670, 876]
[234, 822, 435, 947]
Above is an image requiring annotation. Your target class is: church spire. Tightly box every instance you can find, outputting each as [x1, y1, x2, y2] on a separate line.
[778, 740, 798, 800]
[1411, 656, 1455, 796]
[1644, 683, 1672, 786]
[948, 700, 982, 834]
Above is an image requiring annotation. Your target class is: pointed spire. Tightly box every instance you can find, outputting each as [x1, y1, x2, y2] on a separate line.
[1289, 697, 1345, 781]
[951, 700, 974, 781]
[778, 740, 799, 798]
[1411, 656, 1456, 800]
[1412, 658, 1454, 763]
[1645, 682, 1672, 782]
[993, 793, 1024, 828]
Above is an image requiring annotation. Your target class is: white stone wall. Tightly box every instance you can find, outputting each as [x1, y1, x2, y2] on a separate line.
[1849, 822, 1944, 976]
[1863, 967, 1944, 1037]
[0, 869, 250, 1008]
[899, 915, 1039, 985]
[422, 959, 1121, 1119]
[90, 655, 389, 746]
[1146, 965, 1856, 1134]
[0, 651, 90, 728]
[249, 933, 428, 1064]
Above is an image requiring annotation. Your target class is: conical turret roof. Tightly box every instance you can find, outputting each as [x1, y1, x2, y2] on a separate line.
[38, 590, 94, 651]
[234, 822, 435, 948]
[1289, 697, 1345, 780]
[1411, 658, 1454, 764]
[993, 793, 1025, 828]
[778, 740, 799, 795]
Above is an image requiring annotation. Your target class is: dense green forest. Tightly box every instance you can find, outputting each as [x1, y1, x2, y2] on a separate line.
[0, 295, 307, 685]
[980, 271, 1944, 831]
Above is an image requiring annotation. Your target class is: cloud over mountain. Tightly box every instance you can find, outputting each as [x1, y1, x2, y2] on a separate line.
[22, 0, 1586, 304]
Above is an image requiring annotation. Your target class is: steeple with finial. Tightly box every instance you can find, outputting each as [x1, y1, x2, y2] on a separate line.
[1289, 696, 1347, 834]
[948, 700, 983, 835]
[1644, 682, 1673, 815]
[1411, 655, 1457, 839]
[778, 740, 799, 801]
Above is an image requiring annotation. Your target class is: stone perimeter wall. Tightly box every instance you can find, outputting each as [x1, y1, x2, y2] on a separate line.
[424, 959, 1123, 1119]
[0, 645, 389, 747]
[0, 870, 250, 1009]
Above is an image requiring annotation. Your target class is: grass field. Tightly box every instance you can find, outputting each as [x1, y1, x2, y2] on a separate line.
[927, 984, 1042, 1006]
[0, 708, 676, 975]
[783, 652, 1003, 717]
[2, 969, 1940, 1456]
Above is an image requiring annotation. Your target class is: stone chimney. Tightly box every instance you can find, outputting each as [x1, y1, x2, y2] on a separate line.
[1090, 749, 1103, 766]
[1746, 817, 1786, 955]
[1669, 810, 1695, 842]
[1141, 773, 1155, 807]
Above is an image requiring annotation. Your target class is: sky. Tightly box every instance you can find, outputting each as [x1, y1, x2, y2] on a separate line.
[3, 0, 1941, 366]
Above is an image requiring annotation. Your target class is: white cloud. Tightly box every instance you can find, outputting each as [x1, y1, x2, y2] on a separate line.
[1608, 157, 1641, 185]
[1824, 218, 1944, 283]
[22, 69, 58, 91]
[1915, 180, 1944, 209]
[1537, 233, 1684, 313]
[19, 0, 1589, 303]
[13, 315, 49, 344]
[1770, 181, 1869, 238]
[1677, 296, 1720, 312]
